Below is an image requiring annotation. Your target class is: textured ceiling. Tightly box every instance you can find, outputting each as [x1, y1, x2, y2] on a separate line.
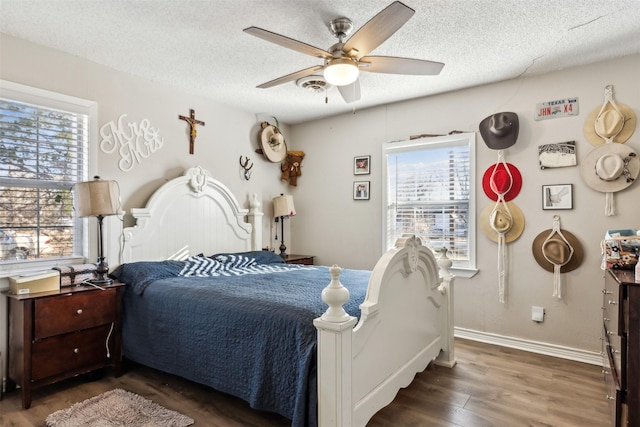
[1, 0, 639, 124]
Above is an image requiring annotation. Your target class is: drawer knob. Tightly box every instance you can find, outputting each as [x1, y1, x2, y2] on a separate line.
[606, 395, 615, 401]
[612, 349, 620, 354]
[73, 348, 79, 354]
[76, 309, 83, 315]
[602, 289, 612, 294]
[608, 300, 618, 305]
[604, 317, 610, 322]
[602, 369, 609, 375]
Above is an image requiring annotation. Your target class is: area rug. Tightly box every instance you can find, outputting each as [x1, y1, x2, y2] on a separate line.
[45, 388, 194, 427]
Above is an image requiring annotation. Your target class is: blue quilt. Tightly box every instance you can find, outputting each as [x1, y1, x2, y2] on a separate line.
[111, 255, 370, 427]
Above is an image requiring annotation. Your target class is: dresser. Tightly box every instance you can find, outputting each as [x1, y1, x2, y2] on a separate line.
[6, 282, 125, 409]
[603, 269, 639, 426]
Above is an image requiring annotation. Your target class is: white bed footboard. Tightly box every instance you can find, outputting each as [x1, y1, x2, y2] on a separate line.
[314, 235, 455, 427]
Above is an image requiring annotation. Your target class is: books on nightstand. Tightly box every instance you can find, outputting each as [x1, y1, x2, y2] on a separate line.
[8, 270, 60, 295]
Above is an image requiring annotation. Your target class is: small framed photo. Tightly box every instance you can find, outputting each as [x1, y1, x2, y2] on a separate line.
[353, 181, 370, 200]
[542, 184, 573, 210]
[354, 155, 370, 175]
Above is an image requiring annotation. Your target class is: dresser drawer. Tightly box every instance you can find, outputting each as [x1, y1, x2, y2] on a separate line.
[31, 324, 113, 381]
[603, 277, 622, 336]
[34, 289, 117, 339]
[604, 347, 623, 426]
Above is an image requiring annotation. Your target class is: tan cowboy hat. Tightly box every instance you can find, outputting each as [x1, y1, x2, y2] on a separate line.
[580, 143, 639, 193]
[259, 122, 287, 163]
[479, 201, 525, 243]
[584, 101, 636, 146]
[532, 229, 583, 273]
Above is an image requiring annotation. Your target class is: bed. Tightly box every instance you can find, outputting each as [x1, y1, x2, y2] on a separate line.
[113, 166, 455, 427]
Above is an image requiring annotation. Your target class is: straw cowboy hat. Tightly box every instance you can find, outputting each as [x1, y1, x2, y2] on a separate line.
[482, 162, 522, 202]
[532, 229, 583, 273]
[479, 112, 519, 150]
[259, 122, 287, 163]
[581, 143, 640, 193]
[584, 101, 636, 146]
[479, 201, 525, 243]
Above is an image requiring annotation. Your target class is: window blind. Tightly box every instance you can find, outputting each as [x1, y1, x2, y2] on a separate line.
[0, 97, 88, 261]
[384, 134, 473, 267]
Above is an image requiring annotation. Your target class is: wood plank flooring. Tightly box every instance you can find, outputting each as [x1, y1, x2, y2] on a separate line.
[0, 338, 610, 426]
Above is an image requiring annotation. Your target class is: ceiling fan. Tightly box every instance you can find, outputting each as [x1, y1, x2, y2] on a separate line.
[243, 1, 444, 104]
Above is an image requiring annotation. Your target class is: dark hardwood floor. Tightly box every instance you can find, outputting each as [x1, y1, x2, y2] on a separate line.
[0, 338, 610, 426]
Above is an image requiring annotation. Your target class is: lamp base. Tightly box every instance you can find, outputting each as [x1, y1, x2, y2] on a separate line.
[89, 256, 112, 286]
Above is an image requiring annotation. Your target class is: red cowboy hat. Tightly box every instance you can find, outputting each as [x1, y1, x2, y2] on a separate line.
[482, 162, 522, 201]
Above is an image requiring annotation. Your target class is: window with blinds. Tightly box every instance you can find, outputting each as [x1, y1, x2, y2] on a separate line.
[383, 133, 476, 269]
[0, 91, 89, 262]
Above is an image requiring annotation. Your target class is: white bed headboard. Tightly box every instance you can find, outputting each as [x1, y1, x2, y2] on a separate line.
[122, 166, 262, 263]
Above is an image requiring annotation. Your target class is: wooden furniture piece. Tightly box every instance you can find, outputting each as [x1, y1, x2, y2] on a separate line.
[603, 269, 639, 426]
[120, 166, 455, 427]
[284, 254, 314, 265]
[6, 282, 125, 409]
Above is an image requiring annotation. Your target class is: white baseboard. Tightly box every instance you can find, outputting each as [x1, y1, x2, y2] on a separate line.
[454, 327, 602, 366]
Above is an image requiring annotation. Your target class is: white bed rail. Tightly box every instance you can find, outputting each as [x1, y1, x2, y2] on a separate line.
[314, 235, 455, 427]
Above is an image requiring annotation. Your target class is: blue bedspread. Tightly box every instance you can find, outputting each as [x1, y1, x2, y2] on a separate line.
[112, 259, 370, 427]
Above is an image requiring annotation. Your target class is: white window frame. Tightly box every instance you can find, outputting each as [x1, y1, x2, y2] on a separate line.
[0, 80, 97, 278]
[382, 132, 477, 278]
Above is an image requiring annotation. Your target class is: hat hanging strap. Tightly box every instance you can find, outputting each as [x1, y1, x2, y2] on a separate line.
[489, 151, 513, 304]
[595, 85, 625, 144]
[542, 215, 574, 299]
[489, 151, 513, 197]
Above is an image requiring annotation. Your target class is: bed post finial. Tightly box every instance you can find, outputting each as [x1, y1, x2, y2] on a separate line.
[320, 265, 352, 322]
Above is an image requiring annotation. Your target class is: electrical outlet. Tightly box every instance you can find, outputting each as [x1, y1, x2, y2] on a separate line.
[532, 306, 545, 322]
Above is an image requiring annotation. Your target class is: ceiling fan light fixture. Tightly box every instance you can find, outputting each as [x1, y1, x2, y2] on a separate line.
[323, 58, 359, 86]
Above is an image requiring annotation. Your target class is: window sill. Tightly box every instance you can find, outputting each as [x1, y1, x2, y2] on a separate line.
[449, 267, 478, 279]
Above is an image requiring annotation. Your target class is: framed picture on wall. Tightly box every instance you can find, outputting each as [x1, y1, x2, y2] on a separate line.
[353, 181, 370, 200]
[354, 155, 370, 175]
[542, 184, 573, 210]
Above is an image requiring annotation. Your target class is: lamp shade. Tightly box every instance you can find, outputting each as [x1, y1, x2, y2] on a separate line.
[273, 194, 296, 218]
[323, 58, 359, 86]
[75, 179, 120, 217]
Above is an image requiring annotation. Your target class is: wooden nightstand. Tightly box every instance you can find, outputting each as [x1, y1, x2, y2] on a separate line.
[284, 254, 315, 265]
[6, 282, 125, 409]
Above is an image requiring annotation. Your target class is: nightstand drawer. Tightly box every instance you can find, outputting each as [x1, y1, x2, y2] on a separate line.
[34, 289, 117, 339]
[31, 324, 113, 381]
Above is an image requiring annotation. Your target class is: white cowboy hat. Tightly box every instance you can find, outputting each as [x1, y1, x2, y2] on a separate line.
[581, 143, 639, 193]
[259, 122, 287, 163]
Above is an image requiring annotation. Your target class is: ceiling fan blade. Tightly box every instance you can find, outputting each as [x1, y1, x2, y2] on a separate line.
[342, 1, 414, 59]
[256, 66, 324, 89]
[360, 56, 444, 75]
[338, 79, 361, 104]
[244, 27, 332, 59]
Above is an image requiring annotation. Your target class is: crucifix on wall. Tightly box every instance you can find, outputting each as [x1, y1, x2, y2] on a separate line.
[179, 109, 205, 154]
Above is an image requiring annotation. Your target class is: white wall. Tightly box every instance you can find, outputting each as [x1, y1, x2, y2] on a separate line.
[289, 53, 640, 356]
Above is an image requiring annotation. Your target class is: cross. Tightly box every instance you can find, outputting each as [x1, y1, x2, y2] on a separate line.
[179, 109, 205, 154]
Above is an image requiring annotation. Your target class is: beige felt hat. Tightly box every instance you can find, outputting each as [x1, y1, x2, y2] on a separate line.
[479, 201, 525, 243]
[584, 101, 636, 146]
[259, 122, 287, 163]
[532, 229, 583, 273]
[581, 143, 639, 193]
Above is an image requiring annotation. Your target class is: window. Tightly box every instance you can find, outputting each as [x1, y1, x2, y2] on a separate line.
[383, 133, 476, 273]
[0, 81, 94, 262]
